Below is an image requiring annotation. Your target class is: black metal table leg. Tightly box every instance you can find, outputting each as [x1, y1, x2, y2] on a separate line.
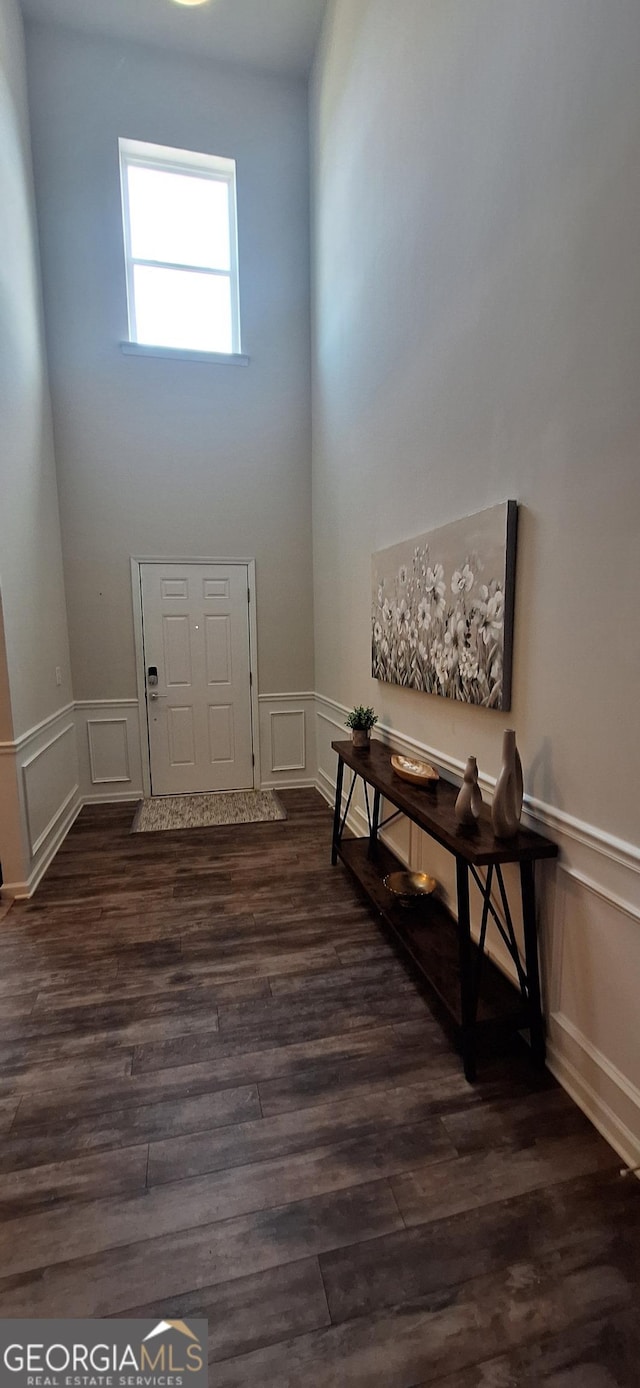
[456, 857, 476, 1082]
[368, 788, 381, 860]
[520, 859, 546, 1068]
[331, 756, 345, 865]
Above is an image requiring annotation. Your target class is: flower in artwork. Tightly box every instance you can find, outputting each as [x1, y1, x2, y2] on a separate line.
[408, 621, 418, 649]
[451, 563, 474, 596]
[398, 564, 409, 587]
[459, 646, 479, 682]
[444, 612, 465, 653]
[425, 563, 445, 598]
[396, 598, 410, 636]
[382, 597, 392, 624]
[373, 621, 382, 644]
[478, 581, 505, 644]
[417, 597, 431, 630]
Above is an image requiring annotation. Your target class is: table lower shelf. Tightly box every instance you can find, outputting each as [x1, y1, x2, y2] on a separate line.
[337, 836, 528, 1037]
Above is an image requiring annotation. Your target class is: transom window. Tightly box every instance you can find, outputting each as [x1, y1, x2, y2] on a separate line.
[119, 138, 241, 356]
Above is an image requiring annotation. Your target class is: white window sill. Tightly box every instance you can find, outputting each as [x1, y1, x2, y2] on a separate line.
[120, 342, 249, 366]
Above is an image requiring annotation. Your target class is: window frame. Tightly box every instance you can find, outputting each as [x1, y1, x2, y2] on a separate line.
[118, 137, 242, 358]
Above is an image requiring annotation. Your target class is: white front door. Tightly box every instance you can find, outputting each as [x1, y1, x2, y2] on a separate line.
[140, 562, 254, 795]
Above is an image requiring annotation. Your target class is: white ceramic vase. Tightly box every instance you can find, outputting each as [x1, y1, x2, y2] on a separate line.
[491, 728, 523, 838]
[455, 756, 482, 827]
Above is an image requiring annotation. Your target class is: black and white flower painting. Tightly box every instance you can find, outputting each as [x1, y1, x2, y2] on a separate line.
[371, 502, 517, 709]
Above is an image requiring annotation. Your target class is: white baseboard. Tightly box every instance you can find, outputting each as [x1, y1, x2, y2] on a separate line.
[548, 1018, 640, 1175]
[1, 795, 82, 900]
[82, 791, 141, 805]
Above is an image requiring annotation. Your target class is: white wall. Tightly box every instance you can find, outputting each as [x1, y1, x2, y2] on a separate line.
[312, 1, 640, 1163]
[0, 0, 78, 895]
[25, 21, 314, 709]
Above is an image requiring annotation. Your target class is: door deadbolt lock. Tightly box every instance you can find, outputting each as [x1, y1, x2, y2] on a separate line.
[147, 665, 158, 687]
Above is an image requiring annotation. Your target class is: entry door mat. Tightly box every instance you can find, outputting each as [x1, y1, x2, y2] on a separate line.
[131, 789, 287, 833]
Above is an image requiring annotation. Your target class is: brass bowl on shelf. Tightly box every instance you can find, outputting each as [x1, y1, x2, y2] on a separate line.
[383, 870, 438, 909]
[391, 754, 439, 787]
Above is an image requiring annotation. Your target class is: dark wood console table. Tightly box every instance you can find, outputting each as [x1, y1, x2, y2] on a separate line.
[331, 739, 558, 1081]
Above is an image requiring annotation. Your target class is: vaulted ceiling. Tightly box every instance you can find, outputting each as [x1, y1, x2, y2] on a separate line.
[19, 0, 327, 76]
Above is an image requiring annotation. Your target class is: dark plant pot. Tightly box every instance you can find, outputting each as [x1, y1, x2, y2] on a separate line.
[351, 729, 371, 750]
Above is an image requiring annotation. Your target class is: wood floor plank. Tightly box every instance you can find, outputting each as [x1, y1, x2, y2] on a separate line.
[0, 1181, 403, 1316]
[390, 1129, 617, 1229]
[0, 1143, 150, 1216]
[320, 1167, 640, 1325]
[147, 1077, 457, 1186]
[257, 1044, 462, 1118]
[122, 1257, 331, 1364]
[32, 975, 270, 1016]
[422, 1308, 640, 1387]
[0, 1098, 19, 1134]
[19, 1026, 408, 1122]
[440, 1084, 593, 1153]
[0, 992, 38, 1019]
[0, 980, 265, 1044]
[208, 1249, 635, 1388]
[0, 1122, 452, 1278]
[0, 1051, 133, 1097]
[1, 1083, 260, 1171]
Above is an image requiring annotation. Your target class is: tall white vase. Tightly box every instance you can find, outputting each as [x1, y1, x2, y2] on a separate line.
[491, 729, 523, 838]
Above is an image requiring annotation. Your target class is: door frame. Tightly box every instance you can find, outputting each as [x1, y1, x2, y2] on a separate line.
[130, 556, 261, 798]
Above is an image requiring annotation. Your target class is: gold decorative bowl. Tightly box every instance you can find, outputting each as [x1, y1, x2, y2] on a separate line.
[383, 870, 438, 907]
[391, 754, 440, 787]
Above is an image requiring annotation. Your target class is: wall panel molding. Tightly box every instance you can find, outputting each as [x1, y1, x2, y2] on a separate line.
[22, 721, 78, 855]
[75, 700, 143, 802]
[1, 708, 81, 900]
[87, 718, 131, 785]
[258, 692, 316, 789]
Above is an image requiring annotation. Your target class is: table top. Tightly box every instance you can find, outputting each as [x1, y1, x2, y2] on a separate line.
[332, 739, 558, 866]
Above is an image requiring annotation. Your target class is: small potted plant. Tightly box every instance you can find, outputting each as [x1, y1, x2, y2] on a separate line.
[345, 705, 378, 750]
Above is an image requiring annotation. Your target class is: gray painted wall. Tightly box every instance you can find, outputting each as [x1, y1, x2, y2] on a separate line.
[311, 0, 639, 844]
[0, 0, 71, 739]
[26, 22, 314, 700]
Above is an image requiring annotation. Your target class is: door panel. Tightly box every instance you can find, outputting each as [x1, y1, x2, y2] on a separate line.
[167, 706, 196, 766]
[205, 615, 232, 684]
[209, 704, 234, 764]
[141, 562, 254, 795]
[163, 616, 192, 687]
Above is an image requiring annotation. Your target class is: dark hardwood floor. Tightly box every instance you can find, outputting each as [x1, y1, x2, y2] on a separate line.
[0, 790, 639, 1384]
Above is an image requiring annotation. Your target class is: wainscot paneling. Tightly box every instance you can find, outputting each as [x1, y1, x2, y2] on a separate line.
[315, 691, 640, 1177]
[258, 693, 317, 789]
[75, 701, 143, 803]
[0, 704, 81, 899]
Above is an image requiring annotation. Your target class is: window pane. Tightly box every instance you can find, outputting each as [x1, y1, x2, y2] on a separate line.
[133, 265, 233, 352]
[127, 164, 231, 270]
